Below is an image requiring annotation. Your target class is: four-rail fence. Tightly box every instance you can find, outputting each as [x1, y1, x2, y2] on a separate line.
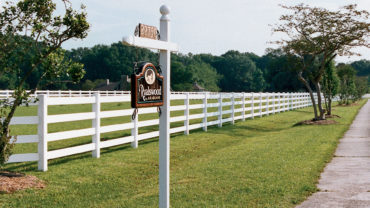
[6, 91, 317, 171]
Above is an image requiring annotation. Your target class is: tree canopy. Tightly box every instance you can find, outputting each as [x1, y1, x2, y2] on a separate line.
[272, 4, 369, 120]
[0, 0, 89, 166]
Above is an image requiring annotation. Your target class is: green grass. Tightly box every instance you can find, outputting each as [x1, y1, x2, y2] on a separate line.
[1, 99, 366, 207]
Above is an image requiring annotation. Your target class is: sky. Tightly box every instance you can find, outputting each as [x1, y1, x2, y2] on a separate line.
[61, 0, 370, 63]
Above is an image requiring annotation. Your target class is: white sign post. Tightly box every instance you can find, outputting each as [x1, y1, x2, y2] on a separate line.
[122, 5, 178, 208]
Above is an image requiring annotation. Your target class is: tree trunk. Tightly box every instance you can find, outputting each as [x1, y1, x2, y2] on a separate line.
[323, 92, 328, 113]
[314, 82, 325, 120]
[298, 72, 318, 120]
[327, 98, 332, 115]
[0, 89, 22, 166]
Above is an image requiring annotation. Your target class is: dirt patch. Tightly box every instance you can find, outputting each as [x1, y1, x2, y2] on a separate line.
[325, 114, 341, 118]
[0, 171, 45, 194]
[295, 119, 338, 126]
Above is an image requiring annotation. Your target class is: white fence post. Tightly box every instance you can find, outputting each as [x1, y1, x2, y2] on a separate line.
[296, 93, 299, 108]
[131, 109, 138, 148]
[266, 93, 269, 116]
[305, 94, 308, 107]
[278, 93, 281, 113]
[251, 93, 254, 119]
[38, 95, 48, 171]
[242, 92, 245, 121]
[272, 93, 276, 114]
[184, 92, 189, 135]
[259, 93, 262, 118]
[92, 93, 101, 158]
[290, 93, 293, 110]
[231, 93, 235, 124]
[203, 92, 207, 131]
[218, 93, 223, 127]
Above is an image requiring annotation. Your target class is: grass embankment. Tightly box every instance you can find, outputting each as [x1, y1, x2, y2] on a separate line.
[1, 99, 367, 207]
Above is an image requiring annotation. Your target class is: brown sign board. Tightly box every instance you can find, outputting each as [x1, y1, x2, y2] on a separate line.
[131, 62, 164, 108]
[134, 23, 159, 40]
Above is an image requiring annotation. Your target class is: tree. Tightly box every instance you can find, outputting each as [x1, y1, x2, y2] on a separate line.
[213, 50, 266, 92]
[321, 61, 339, 115]
[0, 0, 89, 166]
[351, 59, 370, 92]
[354, 76, 368, 101]
[337, 64, 356, 105]
[171, 61, 193, 91]
[188, 61, 222, 92]
[272, 4, 369, 120]
[261, 48, 306, 92]
[171, 53, 222, 92]
[351, 59, 370, 77]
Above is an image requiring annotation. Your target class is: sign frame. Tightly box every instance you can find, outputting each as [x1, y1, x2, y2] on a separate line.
[131, 62, 164, 108]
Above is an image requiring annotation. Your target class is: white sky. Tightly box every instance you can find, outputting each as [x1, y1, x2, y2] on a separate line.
[62, 0, 370, 63]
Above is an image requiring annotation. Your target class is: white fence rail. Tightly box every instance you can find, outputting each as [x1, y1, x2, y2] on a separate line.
[7, 91, 318, 171]
[0, 90, 131, 98]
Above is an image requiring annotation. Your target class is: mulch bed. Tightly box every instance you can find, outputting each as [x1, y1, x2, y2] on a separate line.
[0, 171, 45, 194]
[325, 114, 341, 118]
[296, 119, 338, 126]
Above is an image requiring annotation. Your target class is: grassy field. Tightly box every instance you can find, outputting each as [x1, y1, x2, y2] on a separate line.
[1, 99, 367, 207]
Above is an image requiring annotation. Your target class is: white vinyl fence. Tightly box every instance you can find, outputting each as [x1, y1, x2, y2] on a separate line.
[0, 90, 130, 98]
[7, 91, 317, 171]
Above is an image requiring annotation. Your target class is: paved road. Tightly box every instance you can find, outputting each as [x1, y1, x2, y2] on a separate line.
[297, 100, 370, 208]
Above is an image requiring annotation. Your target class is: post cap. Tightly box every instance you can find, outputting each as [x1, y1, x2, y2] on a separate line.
[160, 5, 170, 15]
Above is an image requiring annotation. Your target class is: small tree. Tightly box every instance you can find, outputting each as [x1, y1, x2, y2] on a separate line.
[272, 4, 369, 120]
[0, 0, 89, 166]
[337, 64, 356, 105]
[354, 76, 368, 101]
[321, 61, 339, 115]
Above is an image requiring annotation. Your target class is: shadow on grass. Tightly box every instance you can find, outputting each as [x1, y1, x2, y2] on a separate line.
[5, 162, 38, 173]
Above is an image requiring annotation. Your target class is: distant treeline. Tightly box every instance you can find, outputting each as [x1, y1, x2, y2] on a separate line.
[1, 41, 369, 92]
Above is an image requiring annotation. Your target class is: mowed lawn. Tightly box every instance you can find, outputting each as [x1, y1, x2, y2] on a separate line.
[0, 99, 367, 207]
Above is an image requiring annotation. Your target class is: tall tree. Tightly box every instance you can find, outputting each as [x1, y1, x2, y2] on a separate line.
[272, 4, 369, 120]
[0, 0, 89, 166]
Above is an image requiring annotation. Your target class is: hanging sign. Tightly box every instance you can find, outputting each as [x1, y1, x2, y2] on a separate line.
[134, 23, 159, 40]
[131, 62, 164, 108]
